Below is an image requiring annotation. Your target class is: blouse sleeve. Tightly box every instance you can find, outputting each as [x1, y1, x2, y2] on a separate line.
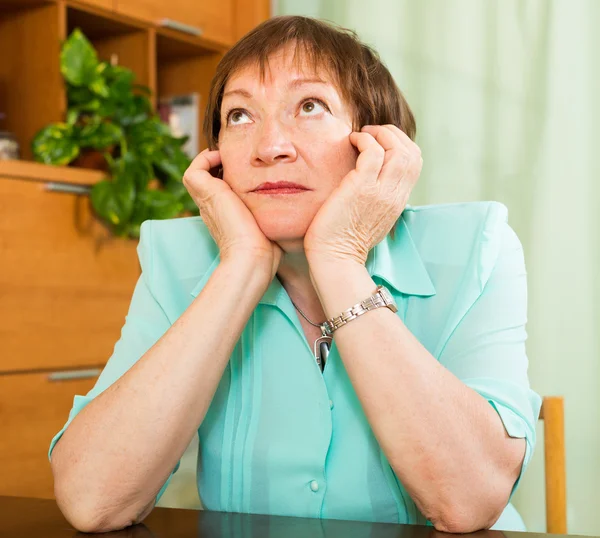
[437, 221, 542, 499]
[48, 220, 180, 503]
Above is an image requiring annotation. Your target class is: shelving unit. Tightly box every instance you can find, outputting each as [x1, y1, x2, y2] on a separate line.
[0, 0, 256, 161]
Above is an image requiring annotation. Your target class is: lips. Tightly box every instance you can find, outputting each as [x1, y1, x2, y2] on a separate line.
[253, 181, 309, 192]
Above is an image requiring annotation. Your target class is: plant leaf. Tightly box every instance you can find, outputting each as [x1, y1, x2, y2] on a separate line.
[165, 180, 197, 213]
[66, 108, 80, 126]
[79, 119, 123, 150]
[60, 28, 99, 87]
[152, 138, 191, 183]
[31, 124, 80, 165]
[144, 190, 184, 220]
[116, 152, 153, 191]
[90, 173, 136, 227]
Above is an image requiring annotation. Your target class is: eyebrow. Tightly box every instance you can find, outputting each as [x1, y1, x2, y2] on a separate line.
[222, 77, 329, 100]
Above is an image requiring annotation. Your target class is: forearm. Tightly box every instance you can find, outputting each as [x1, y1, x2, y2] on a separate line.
[309, 259, 525, 532]
[52, 256, 271, 532]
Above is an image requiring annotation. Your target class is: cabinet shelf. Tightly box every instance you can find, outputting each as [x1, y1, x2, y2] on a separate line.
[0, 159, 107, 186]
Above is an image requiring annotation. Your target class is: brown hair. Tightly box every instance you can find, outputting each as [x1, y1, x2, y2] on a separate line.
[204, 15, 416, 238]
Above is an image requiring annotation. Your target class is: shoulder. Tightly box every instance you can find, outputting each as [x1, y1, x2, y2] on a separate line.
[136, 216, 217, 294]
[402, 201, 522, 291]
[396, 202, 525, 354]
[403, 200, 509, 244]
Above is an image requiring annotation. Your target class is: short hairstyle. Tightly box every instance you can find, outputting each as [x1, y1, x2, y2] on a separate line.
[203, 15, 415, 239]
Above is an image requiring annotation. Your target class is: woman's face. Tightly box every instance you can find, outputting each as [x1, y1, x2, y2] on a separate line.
[218, 46, 357, 246]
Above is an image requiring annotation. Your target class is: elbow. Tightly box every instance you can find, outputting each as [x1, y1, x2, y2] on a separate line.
[54, 484, 125, 533]
[54, 489, 118, 533]
[55, 489, 144, 533]
[427, 488, 507, 533]
[52, 463, 147, 533]
[431, 509, 487, 534]
[431, 506, 500, 534]
[428, 502, 479, 534]
[60, 510, 113, 534]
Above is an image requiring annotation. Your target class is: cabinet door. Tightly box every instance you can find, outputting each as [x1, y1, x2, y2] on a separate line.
[116, 0, 233, 46]
[0, 177, 140, 373]
[0, 371, 99, 499]
[78, 0, 116, 10]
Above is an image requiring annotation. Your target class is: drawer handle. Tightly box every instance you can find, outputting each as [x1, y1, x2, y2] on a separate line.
[45, 182, 92, 195]
[48, 369, 101, 381]
[158, 18, 203, 37]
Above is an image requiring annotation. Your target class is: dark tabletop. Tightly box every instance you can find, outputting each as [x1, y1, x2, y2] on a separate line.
[0, 496, 581, 538]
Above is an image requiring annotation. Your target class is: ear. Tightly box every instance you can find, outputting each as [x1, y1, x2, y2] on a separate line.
[208, 164, 223, 179]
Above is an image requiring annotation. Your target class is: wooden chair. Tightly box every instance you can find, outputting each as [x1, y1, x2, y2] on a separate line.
[539, 396, 567, 534]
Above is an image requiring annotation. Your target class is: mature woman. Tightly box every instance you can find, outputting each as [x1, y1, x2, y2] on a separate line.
[49, 16, 541, 534]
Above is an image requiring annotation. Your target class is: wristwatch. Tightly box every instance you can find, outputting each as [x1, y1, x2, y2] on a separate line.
[322, 285, 398, 336]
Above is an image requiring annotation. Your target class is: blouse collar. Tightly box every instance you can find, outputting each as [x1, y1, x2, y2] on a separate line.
[190, 212, 436, 304]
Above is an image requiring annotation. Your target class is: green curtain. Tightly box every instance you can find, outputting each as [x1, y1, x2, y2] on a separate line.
[274, 0, 600, 534]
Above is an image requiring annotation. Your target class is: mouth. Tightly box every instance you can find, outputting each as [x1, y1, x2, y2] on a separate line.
[251, 181, 311, 195]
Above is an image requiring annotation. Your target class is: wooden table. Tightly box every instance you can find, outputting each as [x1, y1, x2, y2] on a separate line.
[0, 496, 581, 538]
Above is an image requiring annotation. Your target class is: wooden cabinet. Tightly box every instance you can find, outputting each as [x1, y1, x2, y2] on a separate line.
[116, 0, 234, 46]
[0, 164, 139, 498]
[0, 173, 140, 374]
[0, 372, 98, 498]
[78, 0, 116, 10]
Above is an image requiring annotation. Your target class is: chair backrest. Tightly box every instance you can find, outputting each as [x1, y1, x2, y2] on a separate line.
[539, 396, 567, 534]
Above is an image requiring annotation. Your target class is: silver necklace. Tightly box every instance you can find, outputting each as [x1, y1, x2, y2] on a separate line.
[290, 299, 332, 372]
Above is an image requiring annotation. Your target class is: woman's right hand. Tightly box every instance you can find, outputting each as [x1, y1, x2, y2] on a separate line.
[183, 149, 283, 280]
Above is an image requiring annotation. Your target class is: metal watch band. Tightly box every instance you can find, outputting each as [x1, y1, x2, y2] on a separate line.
[322, 285, 398, 336]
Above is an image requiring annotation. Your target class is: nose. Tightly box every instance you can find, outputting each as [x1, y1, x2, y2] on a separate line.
[252, 117, 297, 166]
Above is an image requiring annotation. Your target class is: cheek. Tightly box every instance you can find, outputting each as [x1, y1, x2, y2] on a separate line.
[218, 131, 251, 186]
[306, 132, 357, 185]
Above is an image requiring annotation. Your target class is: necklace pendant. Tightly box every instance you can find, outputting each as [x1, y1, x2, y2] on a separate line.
[314, 335, 333, 372]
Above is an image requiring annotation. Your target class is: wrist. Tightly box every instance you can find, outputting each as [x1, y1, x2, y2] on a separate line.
[220, 253, 273, 285]
[306, 247, 366, 268]
[308, 259, 375, 320]
[307, 256, 365, 278]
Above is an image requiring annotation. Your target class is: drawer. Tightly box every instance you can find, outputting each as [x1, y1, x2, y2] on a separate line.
[0, 370, 99, 499]
[116, 0, 234, 46]
[0, 176, 140, 373]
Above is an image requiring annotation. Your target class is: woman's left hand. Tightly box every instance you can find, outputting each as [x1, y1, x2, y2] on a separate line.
[304, 124, 423, 266]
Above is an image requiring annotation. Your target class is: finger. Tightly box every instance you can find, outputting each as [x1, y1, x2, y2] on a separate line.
[360, 125, 413, 184]
[380, 124, 422, 157]
[374, 124, 422, 172]
[360, 124, 403, 153]
[381, 125, 423, 175]
[188, 148, 222, 172]
[183, 150, 224, 195]
[349, 131, 385, 179]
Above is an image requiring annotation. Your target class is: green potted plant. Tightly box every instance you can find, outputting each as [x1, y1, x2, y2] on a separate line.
[32, 28, 198, 238]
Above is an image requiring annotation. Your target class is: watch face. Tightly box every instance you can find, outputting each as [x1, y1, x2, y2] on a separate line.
[379, 286, 398, 313]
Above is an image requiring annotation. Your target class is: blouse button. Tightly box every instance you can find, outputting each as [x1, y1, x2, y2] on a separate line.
[310, 480, 319, 492]
[329, 400, 334, 409]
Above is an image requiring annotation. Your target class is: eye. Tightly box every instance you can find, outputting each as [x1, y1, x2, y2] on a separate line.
[299, 98, 329, 116]
[226, 109, 252, 125]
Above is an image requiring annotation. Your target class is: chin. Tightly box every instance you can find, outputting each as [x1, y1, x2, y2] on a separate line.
[255, 213, 310, 243]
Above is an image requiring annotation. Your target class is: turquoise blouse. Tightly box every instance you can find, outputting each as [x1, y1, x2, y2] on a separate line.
[49, 201, 541, 531]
